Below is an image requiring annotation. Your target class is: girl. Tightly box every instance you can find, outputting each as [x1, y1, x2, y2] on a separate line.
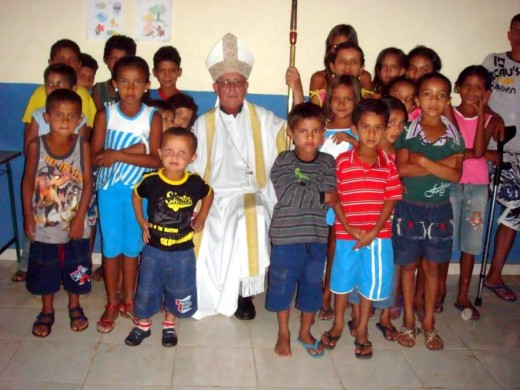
[442, 66, 500, 320]
[309, 24, 371, 107]
[319, 75, 360, 320]
[393, 73, 464, 350]
[406, 46, 442, 83]
[91, 56, 162, 333]
[389, 77, 420, 121]
[372, 48, 407, 95]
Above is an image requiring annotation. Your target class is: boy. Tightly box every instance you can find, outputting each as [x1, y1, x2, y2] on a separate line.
[321, 99, 402, 359]
[92, 35, 136, 110]
[22, 89, 93, 337]
[125, 127, 213, 347]
[22, 39, 97, 128]
[266, 102, 354, 358]
[25, 64, 87, 154]
[78, 53, 98, 92]
[167, 92, 198, 129]
[148, 99, 175, 131]
[150, 46, 182, 101]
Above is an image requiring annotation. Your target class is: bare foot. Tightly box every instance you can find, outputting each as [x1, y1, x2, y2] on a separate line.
[274, 331, 292, 357]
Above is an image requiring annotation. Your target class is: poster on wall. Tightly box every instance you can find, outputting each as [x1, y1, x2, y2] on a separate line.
[135, 0, 172, 42]
[86, 0, 124, 39]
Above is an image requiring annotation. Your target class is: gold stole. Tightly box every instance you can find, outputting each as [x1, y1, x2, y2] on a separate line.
[194, 103, 285, 277]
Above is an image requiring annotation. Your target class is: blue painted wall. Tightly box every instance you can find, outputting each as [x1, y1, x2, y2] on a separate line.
[0, 82, 518, 263]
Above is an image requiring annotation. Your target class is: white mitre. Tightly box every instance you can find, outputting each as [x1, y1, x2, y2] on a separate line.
[205, 33, 255, 82]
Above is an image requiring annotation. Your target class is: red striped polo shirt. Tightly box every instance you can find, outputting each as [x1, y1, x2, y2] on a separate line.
[335, 148, 402, 240]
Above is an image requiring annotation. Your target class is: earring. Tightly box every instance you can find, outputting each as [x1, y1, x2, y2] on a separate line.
[144, 89, 148, 93]
[115, 87, 118, 92]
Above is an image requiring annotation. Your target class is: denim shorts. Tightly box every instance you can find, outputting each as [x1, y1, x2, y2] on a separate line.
[331, 238, 393, 301]
[98, 183, 142, 258]
[265, 242, 327, 313]
[450, 183, 488, 255]
[134, 245, 197, 319]
[26, 239, 91, 296]
[392, 199, 453, 264]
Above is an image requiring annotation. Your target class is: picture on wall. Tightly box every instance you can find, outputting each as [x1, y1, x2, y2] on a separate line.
[136, 0, 172, 42]
[86, 0, 124, 40]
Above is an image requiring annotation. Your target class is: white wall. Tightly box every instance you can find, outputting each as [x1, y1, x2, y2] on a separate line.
[0, 0, 517, 96]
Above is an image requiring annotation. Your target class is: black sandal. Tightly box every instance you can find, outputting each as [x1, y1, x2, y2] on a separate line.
[69, 307, 89, 332]
[32, 312, 55, 338]
[125, 327, 151, 346]
[162, 327, 178, 347]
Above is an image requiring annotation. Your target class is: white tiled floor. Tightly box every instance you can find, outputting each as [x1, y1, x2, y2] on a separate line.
[1, 259, 519, 390]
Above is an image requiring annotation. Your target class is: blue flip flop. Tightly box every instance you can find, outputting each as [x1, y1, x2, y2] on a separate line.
[296, 337, 325, 358]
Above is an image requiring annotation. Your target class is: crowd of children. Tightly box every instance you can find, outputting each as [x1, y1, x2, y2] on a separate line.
[16, 13, 520, 361]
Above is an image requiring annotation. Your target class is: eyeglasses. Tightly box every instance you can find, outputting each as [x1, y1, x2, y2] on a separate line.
[217, 79, 247, 88]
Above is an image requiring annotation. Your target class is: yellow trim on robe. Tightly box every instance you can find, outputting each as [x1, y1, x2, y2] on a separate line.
[244, 193, 259, 276]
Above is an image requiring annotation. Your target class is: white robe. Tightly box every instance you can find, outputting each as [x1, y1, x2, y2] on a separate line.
[190, 101, 285, 319]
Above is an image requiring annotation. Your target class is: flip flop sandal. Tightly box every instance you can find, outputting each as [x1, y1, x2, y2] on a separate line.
[453, 302, 480, 320]
[318, 307, 334, 321]
[69, 306, 89, 332]
[484, 283, 517, 302]
[91, 266, 104, 281]
[320, 330, 342, 350]
[376, 322, 398, 341]
[348, 320, 357, 337]
[423, 328, 443, 350]
[354, 340, 373, 359]
[11, 270, 27, 282]
[96, 303, 119, 334]
[296, 338, 325, 358]
[32, 312, 55, 338]
[397, 327, 418, 348]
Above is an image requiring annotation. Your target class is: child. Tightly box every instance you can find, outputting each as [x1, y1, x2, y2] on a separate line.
[445, 65, 501, 320]
[150, 46, 182, 101]
[329, 42, 372, 99]
[393, 73, 464, 350]
[167, 92, 199, 129]
[266, 102, 353, 358]
[318, 75, 360, 321]
[22, 89, 93, 337]
[92, 35, 137, 110]
[148, 99, 176, 131]
[125, 127, 213, 347]
[78, 53, 98, 93]
[372, 48, 407, 95]
[22, 39, 97, 128]
[321, 99, 402, 359]
[309, 24, 371, 107]
[25, 64, 87, 154]
[388, 77, 420, 121]
[91, 56, 162, 333]
[406, 46, 442, 83]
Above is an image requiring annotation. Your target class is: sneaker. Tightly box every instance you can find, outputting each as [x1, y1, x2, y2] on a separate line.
[162, 327, 178, 347]
[125, 327, 151, 346]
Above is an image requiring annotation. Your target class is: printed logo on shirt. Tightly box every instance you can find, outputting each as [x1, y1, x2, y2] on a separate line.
[176, 295, 193, 314]
[491, 56, 519, 95]
[165, 191, 193, 212]
[424, 182, 450, 198]
[70, 265, 90, 285]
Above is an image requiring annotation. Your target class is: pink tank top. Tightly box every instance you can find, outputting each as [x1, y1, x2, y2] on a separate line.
[454, 107, 492, 185]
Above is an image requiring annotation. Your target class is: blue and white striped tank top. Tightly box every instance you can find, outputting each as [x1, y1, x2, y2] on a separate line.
[97, 103, 155, 190]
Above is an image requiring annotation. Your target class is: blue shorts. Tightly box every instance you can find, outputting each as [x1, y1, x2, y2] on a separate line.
[349, 265, 397, 308]
[392, 199, 453, 264]
[265, 242, 327, 313]
[450, 183, 488, 255]
[26, 239, 91, 296]
[134, 245, 197, 319]
[331, 238, 393, 301]
[98, 183, 142, 258]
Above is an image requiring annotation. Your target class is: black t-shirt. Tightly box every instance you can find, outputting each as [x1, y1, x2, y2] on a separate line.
[135, 169, 211, 251]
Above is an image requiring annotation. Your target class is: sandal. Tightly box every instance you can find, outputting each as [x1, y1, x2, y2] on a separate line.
[390, 295, 402, 320]
[354, 339, 373, 359]
[318, 306, 334, 321]
[11, 270, 27, 282]
[434, 296, 445, 313]
[320, 330, 342, 350]
[120, 301, 137, 323]
[397, 327, 418, 348]
[125, 327, 151, 347]
[484, 283, 517, 302]
[162, 327, 178, 347]
[69, 306, 89, 332]
[376, 322, 398, 341]
[32, 312, 55, 338]
[296, 338, 324, 359]
[348, 320, 357, 337]
[91, 266, 104, 282]
[423, 328, 443, 350]
[96, 303, 119, 334]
